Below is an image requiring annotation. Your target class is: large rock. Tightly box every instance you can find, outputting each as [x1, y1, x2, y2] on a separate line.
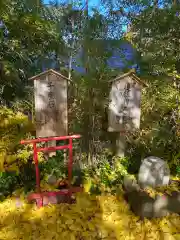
[123, 176, 180, 219]
[124, 189, 155, 219]
[138, 156, 170, 188]
[154, 192, 180, 217]
[123, 175, 140, 192]
[123, 176, 155, 219]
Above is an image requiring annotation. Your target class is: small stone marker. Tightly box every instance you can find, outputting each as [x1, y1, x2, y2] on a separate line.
[47, 175, 57, 185]
[138, 156, 170, 188]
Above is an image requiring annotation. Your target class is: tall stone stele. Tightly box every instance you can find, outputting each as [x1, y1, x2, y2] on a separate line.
[108, 69, 148, 157]
[29, 69, 71, 156]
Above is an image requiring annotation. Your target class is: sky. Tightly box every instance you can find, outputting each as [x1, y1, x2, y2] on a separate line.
[43, 0, 102, 14]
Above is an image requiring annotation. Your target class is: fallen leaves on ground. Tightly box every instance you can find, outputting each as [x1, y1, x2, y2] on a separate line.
[0, 192, 179, 240]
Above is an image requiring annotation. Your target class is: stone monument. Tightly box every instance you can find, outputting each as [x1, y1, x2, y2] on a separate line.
[138, 156, 170, 188]
[108, 69, 147, 157]
[29, 69, 71, 157]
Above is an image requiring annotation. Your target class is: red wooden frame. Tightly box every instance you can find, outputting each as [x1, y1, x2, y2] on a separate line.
[20, 134, 82, 207]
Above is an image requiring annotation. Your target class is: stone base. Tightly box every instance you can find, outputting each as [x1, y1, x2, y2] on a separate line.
[123, 176, 180, 219]
[27, 187, 83, 208]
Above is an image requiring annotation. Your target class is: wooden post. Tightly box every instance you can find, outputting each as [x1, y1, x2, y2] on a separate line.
[110, 132, 126, 157]
[115, 132, 126, 157]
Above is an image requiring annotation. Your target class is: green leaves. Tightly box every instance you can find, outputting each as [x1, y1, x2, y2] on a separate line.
[0, 171, 18, 198]
[0, 0, 66, 104]
[130, 5, 180, 74]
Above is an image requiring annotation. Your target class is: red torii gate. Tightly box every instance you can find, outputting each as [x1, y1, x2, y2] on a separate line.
[20, 134, 83, 208]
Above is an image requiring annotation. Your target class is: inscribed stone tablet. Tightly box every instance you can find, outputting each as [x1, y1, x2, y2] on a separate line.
[33, 70, 68, 138]
[108, 75, 142, 132]
[138, 156, 170, 188]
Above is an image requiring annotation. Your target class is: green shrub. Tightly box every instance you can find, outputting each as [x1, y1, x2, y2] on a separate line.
[84, 155, 129, 195]
[0, 171, 19, 200]
[0, 107, 35, 173]
[17, 160, 36, 193]
[0, 107, 36, 196]
[39, 152, 66, 179]
[176, 166, 180, 176]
